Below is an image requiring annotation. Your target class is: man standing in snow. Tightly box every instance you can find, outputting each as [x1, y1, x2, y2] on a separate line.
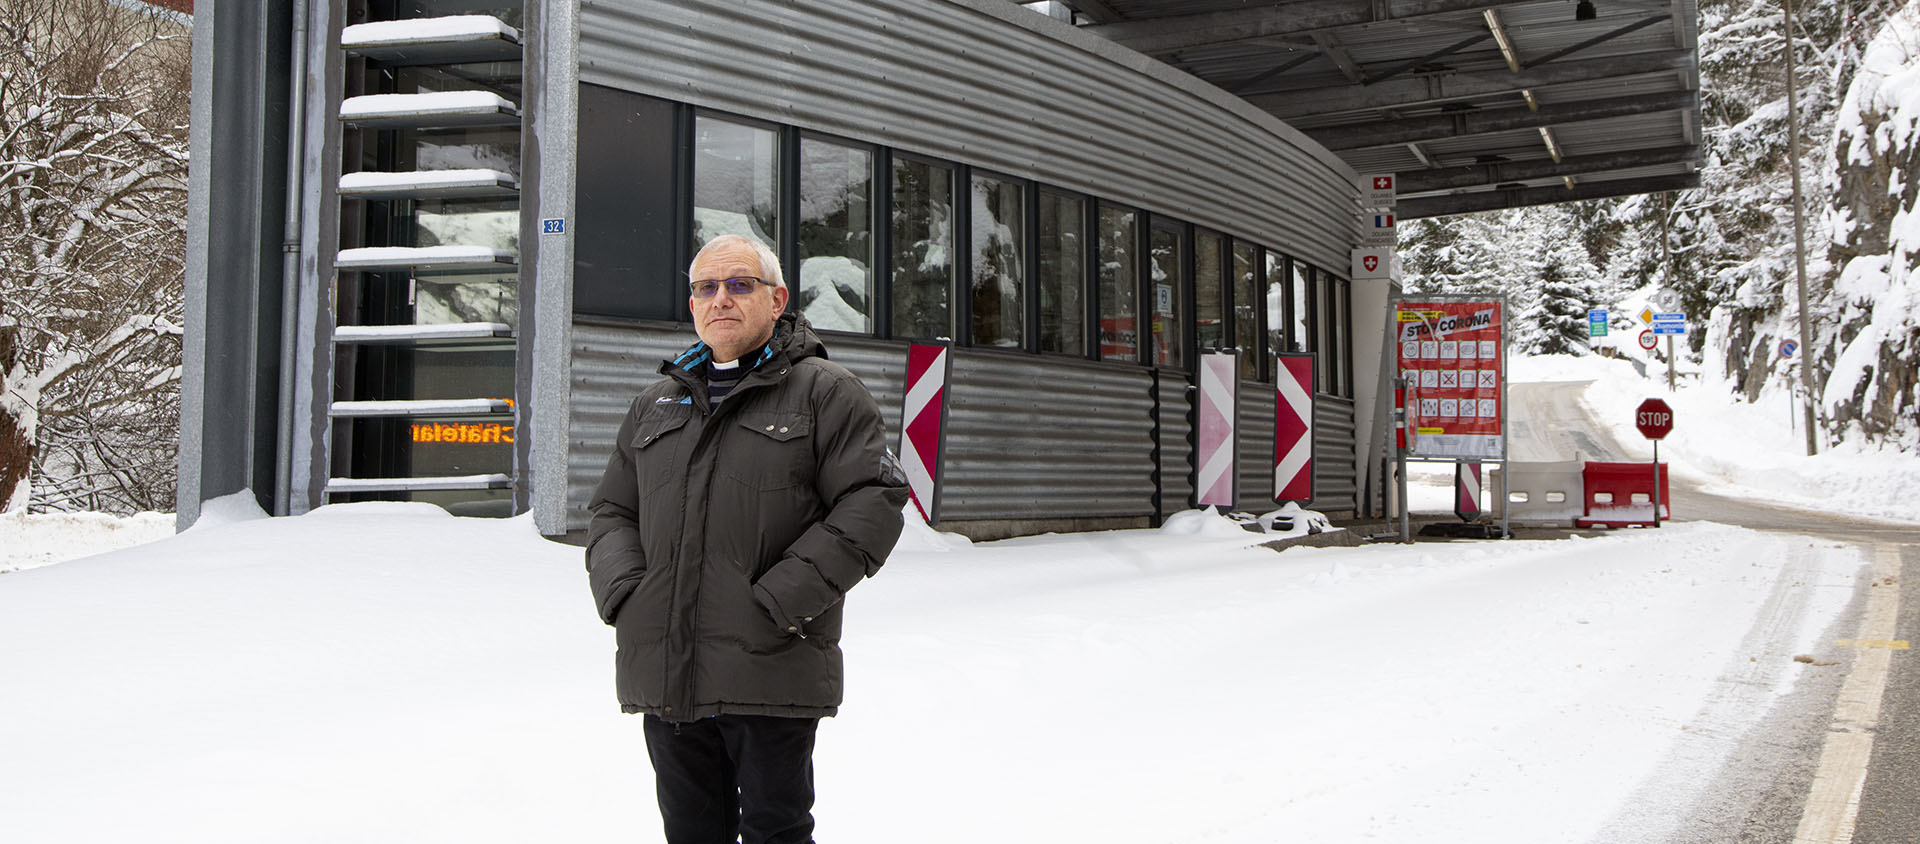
[585, 233, 908, 844]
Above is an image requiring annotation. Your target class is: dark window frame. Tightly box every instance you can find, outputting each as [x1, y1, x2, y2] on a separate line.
[1094, 199, 1145, 365]
[961, 166, 1033, 354]
[1194, 226, 1228, 358]
[885, 150, 960, 344]
[1145, 215, 1194, 372]
[1227, 236, 1267, 382]
[793, 128, 882, 337]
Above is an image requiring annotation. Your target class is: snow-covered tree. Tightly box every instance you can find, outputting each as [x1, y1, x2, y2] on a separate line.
[0, 0, 188, 513]
[1810, 0, 1920, 444]
[1527, 221, 1612, 356]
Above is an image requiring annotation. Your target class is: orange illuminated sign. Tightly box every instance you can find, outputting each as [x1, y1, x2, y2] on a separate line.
[411, 422, 514, 444]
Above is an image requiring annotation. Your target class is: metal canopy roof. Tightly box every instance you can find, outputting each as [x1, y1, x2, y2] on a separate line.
[1057, 0, 1703, 218]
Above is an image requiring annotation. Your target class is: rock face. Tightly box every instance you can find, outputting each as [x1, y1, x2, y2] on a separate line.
[1712, 4, 1920, 447]
[1813, 7, 1920, 444]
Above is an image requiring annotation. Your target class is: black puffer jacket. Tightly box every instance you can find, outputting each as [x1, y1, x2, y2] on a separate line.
[585, 313, 908, 721]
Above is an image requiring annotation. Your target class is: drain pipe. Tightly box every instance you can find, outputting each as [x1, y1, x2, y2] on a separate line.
[274, 0, 310, 515]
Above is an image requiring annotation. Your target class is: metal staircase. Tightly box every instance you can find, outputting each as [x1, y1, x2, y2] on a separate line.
[327, 10, 524, 501]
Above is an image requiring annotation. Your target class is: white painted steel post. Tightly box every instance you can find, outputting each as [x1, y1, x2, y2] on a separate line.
[1666, 334, 1675, 392]
[1652, 439, 1662, 528]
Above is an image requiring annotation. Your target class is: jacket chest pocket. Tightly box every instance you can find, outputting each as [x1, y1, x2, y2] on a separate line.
[631, 409, 691, 495]
[723, 410, 814, 491]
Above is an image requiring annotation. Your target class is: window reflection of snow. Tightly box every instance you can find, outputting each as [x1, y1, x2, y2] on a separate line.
[800, 139, 874, 332]
[799, 257, 869, 331]
[414, 274, 518, 326]
[891, 159, 954, 342]
[971, 175, 1024, 348]
[693, 117, 779, 253]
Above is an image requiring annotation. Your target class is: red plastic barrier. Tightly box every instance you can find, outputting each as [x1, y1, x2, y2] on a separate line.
[1574, 461, 1670, 528]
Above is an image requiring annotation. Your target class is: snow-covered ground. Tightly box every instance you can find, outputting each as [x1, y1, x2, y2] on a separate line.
[0, 353, 1911, 843]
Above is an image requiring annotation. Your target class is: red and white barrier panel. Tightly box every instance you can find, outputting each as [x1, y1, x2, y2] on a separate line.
[900, 344, 951, 524]
[1274, 354, 1315, 503]
[1574, 461, 1670, 529]
[1455, 461, 1482, 521]
[1195, 352, 1238, 507]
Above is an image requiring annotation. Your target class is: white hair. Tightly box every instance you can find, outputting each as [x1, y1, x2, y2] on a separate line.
[690, 234, 785, 289]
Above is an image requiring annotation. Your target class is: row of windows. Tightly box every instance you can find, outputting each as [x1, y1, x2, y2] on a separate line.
[575, 83, 1355, 395]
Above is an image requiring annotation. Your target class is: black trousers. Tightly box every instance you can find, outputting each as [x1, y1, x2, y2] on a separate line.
[642, 714, 819, 844]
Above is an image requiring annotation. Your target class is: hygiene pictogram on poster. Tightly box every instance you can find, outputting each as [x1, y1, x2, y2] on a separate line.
[1395, 298, 1506, 460]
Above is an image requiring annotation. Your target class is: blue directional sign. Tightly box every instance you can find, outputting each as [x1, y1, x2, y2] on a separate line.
[1651, 312, 1685, 323]
[1652, 323, 1687, 335]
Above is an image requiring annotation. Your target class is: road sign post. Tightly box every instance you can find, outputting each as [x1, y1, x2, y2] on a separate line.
[1636, 398, 1674, 527]
[1650, 314, 1686, 391]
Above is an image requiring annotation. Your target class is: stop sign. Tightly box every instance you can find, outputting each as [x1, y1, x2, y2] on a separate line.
[1636, 398, 1674, 439]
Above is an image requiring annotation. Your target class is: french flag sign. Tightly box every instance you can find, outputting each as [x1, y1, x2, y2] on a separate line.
[1274, 353, 1315, 503]
[899, 344, 952, 524]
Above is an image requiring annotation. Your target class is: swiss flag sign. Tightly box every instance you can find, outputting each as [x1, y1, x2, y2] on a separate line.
[1359, 173, 1397, 207]
[1352, 246, 1397, 280]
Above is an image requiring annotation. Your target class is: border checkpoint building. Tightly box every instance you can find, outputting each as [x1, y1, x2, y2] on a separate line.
[179, 0, 1703, 539]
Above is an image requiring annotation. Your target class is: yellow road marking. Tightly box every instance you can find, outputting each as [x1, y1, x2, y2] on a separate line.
[1836, 639, 1910, 650]
[1794, 545, 1905, 844]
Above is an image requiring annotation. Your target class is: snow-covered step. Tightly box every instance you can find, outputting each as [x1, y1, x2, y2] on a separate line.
[341, 15, 521, 65]
[338, 169, 518, 200]
[333, 322, 514, 345]
[328, 399, 513, 419]
[326, 474, 512, 494]
[340, 91, 519, 129]
[335, 245, 517, 272]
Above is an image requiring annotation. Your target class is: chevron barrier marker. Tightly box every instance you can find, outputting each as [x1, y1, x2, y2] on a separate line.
[1455, 461, 1482, 521]
[1195, 352, 1238, 507]
[900, 344, 951, 524]
[1274, 353, 1315, 503]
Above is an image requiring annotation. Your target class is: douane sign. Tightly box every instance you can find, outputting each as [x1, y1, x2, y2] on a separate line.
[1636, 398, 1674, 440]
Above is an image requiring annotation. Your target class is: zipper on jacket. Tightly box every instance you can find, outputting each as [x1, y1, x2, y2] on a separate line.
[672, 358, 794, 717]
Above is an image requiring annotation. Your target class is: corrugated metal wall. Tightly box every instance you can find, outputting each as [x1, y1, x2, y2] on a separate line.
[568, 319, 1355, 529]
[1314, 397, 1359, 513]
[941, 350, 1156, 520]
[1155, 370, 1193, 518]
[1237, 381, 1276, 513]
[576, 0, 1360, 274]
[567, 319, 696, 530]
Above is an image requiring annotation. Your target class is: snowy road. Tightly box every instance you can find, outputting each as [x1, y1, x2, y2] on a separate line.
[1507, 379, 1627, 463]
[1507, 379, 1920, 844]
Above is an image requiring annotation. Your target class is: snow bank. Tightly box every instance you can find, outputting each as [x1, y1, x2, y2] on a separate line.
[0, 510, 173, 574]
[893, 505, 972, 552]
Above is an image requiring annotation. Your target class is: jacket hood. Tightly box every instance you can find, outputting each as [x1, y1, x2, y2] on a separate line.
[664, 310, 827, 376]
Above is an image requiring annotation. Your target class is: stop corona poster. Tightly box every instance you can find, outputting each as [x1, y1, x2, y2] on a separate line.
[1395, 298, 1506, 460]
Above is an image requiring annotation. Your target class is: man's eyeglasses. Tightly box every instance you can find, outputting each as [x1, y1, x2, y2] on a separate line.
[690, 276, 774, 298]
